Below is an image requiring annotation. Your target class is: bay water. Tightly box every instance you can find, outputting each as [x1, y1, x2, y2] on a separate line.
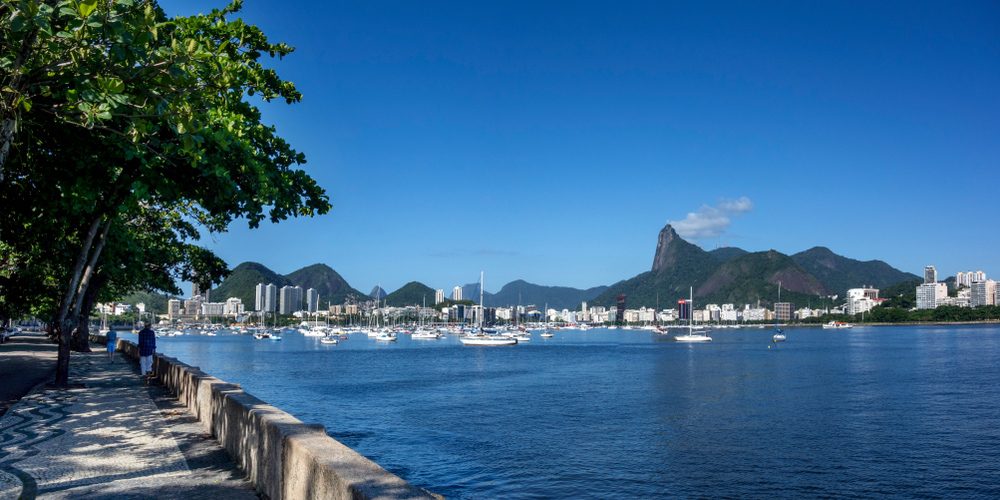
[152, 325, 1000, 498]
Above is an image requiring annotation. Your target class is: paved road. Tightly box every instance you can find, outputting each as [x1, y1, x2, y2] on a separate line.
[0, 342, 258, 499]
[0, 332, 57, 417]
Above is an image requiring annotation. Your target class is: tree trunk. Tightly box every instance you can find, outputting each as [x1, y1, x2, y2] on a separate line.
[52, 216, 105, 387]
[56, 216, 103, 327]
[52, 319, 73, 387]
[70, 221, 111, 319]
[71, 272, 105, 352]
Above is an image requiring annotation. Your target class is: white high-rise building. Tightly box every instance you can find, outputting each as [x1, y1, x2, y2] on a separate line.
[956, 272, 967, 288]
[264, 283, 277, 312]
[255, 283, 266, 311]
[973, 270, 987, 283]
[452, 286, 463, 301]
[435, 289, 445, 304]
[279, 285, 304, 315]
[916, 282, 947, 309]
[306, 288, 319, 313]
[971, 280, 997, 307]
[924, 265, 937, 284]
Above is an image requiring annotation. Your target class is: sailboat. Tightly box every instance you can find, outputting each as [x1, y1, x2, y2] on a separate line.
[673, 287, 712, 343]
[772, 282, 787, 343]
[460, 272, 517, 346]
[540, 303, 554, 338]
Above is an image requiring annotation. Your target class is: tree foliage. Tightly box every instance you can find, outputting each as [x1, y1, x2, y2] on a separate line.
[1, 0, 331, 385]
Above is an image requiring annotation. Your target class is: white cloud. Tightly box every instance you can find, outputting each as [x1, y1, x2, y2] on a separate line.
[669, 197, 753, 240]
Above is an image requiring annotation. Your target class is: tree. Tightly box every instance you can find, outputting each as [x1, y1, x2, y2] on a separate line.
[1, 1, 331, 386]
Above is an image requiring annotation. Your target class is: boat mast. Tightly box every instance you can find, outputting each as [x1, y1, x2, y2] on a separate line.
[479, 271, 484, 331]
[689, 286, 693, 334]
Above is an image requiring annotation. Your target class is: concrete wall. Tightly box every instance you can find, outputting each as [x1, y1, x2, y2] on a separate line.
[92, 334, 436, 500]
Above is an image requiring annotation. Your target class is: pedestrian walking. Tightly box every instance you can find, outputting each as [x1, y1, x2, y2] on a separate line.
[107, 328, 118, 363]
[137, 322, 156, 378]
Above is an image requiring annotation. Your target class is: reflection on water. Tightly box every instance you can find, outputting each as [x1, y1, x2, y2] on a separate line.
[156, 325, 1000, 498]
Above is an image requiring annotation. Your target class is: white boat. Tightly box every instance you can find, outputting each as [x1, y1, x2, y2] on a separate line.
[512, 332, 531, 342]
[319, 336, 339, 344]
[772, 282, 787, 343]
[822, 321, 853, 329]
[674, 287, 712, 343]
[540, 331, 554, 338]
[412, 329, 440, 339]
[460, 271, 517, 346]
[375, 331, 397, 342]
[460, 334, 517, 346]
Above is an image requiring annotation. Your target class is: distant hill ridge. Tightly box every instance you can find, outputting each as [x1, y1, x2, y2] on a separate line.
[593, 224, 918, 308]
[210, 262, 367, 308]
[205, 230, 917, 312]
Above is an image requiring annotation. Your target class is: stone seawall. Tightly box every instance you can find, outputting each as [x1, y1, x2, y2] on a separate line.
[92, 334, 436, 500]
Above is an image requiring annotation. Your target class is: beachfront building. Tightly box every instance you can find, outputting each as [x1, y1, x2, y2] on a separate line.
[846, 287, 880, 315]
[255, 283, 277, 312]
[279, 285, 304, 315]
[971, 280, 997, 307]
[224, 297, 244, 317]
[201, 302, 226, 317]
[452, 286, 463, 301]
[924, 265, 937, 284]
[306, 288, 319, 313]
[168, 299, 181, 320]
[916, 282, 948, 309]
[774, 302, 793, 322]
[435, 289, 445, 304]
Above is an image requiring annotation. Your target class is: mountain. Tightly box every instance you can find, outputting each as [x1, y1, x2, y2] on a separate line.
[594, 224, 910, 309]
[595, 225, 720, 308]
[461, 282, 494, 305]
[488, 280, 608, 310]
[709, 247, 749, 262]
[208, 262, 365, 310]
[285, 264, 367, 306]
[384, 281, 437, 307]
[791, 247, 919, 297]
[697, 250, 826, 305]
[370, 286, 387, 300]
[210, 261, 289, 307]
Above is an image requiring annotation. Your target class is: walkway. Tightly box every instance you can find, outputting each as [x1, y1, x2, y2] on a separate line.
[0, 342, 258, 499]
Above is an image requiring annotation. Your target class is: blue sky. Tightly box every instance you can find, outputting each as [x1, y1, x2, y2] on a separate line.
[164, 1, 999, 294]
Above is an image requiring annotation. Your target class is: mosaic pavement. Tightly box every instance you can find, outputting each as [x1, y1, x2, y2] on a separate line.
[0, 350, 257, 499]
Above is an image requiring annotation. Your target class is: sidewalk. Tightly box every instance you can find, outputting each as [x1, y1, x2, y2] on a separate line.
[0, 343, 258, 499]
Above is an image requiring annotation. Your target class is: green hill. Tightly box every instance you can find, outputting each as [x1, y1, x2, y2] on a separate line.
[791, 246, 919, 296]
[285, 263, 366, 306]
[384, 281, 436, 307]
[594, 225, 719, 307]
[488, 279, 608, 310]
[209, 262, 364, 310]
[210, 261, 289, 307]
[697, 250, 827, 306]
[708, 247, 749, 262]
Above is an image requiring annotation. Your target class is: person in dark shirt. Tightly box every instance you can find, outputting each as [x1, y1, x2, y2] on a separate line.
[137, 322, 156, 378]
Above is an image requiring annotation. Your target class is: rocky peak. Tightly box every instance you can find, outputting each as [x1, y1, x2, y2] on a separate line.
[651, 224, 681, 272]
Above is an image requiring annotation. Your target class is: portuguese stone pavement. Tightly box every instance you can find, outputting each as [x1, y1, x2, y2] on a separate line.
[0, 347, 257, 499]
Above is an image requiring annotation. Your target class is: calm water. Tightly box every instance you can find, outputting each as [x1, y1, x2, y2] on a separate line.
[148, 325, 1000, 498]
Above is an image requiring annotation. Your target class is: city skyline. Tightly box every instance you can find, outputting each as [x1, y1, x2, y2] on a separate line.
[164, 1, 1000, 295]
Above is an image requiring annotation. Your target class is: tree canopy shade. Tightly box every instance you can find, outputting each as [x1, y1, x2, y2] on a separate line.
[0, 0, 331, 386]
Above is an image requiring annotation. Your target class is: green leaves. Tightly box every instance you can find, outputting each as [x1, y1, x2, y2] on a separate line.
[77, 0, 99, 18]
